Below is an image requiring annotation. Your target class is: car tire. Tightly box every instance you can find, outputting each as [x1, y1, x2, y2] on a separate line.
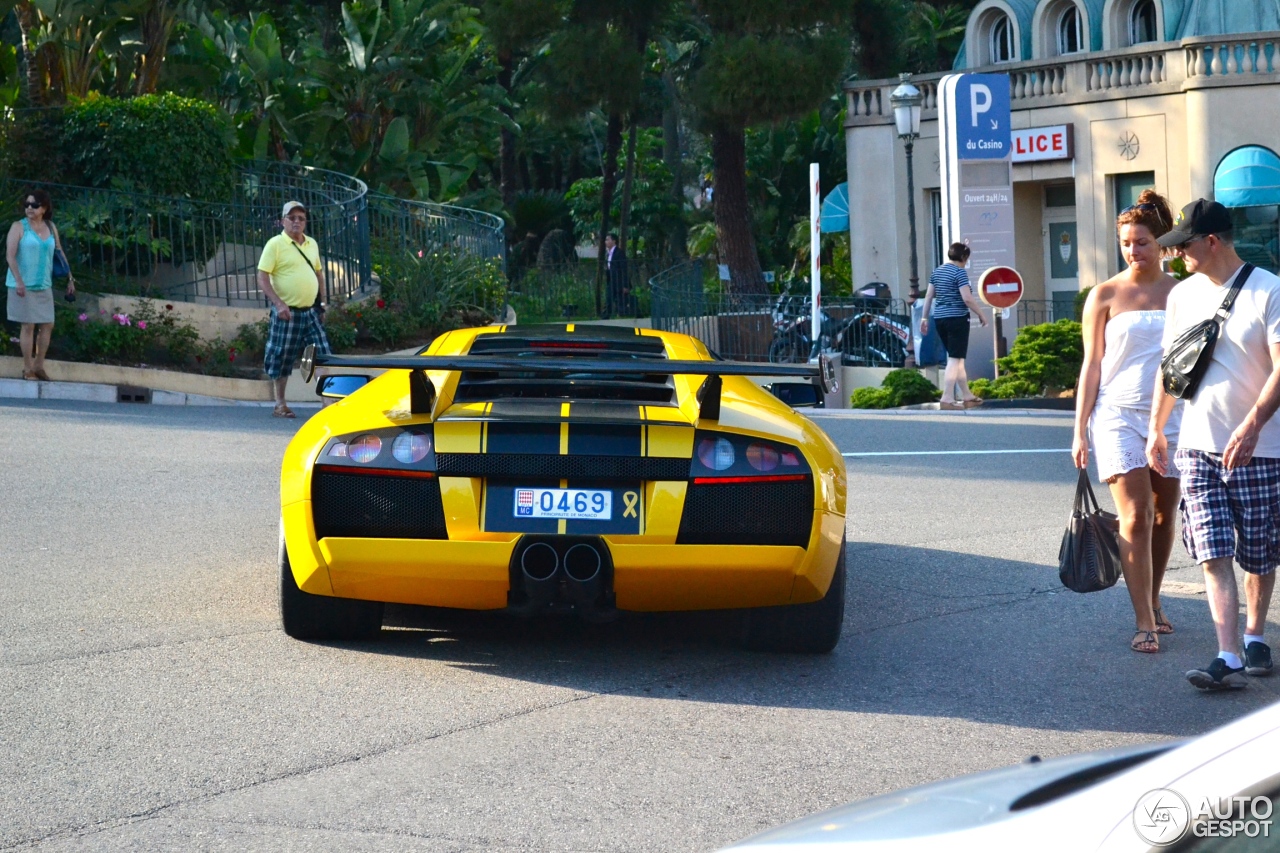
[279, 527, 383, 641]
[742, 537, 845, 654]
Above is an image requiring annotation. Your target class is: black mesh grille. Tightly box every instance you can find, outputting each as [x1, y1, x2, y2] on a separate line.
[436, 453, 688, 481]
[676, 479, 814, 546]
[312, 470, 448, 539]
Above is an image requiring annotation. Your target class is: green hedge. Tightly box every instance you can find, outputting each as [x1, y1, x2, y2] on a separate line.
[849, 368, 941, 409]
[62, 93, 235, 200]
[4, 94, 234, 201]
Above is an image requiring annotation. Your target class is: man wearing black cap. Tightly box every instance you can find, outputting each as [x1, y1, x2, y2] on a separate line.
[1147, 198, 1280, 690]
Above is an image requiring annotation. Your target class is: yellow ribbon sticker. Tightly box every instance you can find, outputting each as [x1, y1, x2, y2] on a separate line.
[622, 490, 639, 518]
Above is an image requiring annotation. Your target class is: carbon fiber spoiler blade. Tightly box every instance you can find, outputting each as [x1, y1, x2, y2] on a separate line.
[300, 345, 837, 420]
[300, 344, 821, 383]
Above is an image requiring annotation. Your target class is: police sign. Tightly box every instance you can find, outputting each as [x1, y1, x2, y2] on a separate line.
[954, 74, 1011, 160]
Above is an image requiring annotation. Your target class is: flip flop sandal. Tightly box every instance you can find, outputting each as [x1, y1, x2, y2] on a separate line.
[939, 401, 964, 410]
[272, 405, 296, 419]
[1153, 607, 1174, 634]
[1131, 629, 1159, 654]
[962, 398, 984, 408]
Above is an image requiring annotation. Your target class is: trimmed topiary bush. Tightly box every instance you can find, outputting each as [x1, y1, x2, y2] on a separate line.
[850, 386, 894, 409]
[882, 368, 942, 406]
[850, 368, 941, 408]
[61, 93, 235, 200]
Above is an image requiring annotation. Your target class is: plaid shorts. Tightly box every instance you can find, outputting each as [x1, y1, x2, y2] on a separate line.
[1176, 448, 1280, 575]
[263, 306, 331, 380]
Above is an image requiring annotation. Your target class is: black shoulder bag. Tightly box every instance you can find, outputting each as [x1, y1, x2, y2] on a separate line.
[1058, 469, 1121, 593]
[1160, 263, 1255, 400]
[290, 240, 326, 315]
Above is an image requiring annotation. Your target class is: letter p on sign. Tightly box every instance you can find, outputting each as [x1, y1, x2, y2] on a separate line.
[970, 85, 992, 127]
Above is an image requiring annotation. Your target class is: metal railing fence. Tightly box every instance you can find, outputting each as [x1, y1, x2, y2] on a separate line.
[2, 163, 508, 309]
[508, 256, 666, 323]
[1017, 299, 1080, 326]
[650, 262, 911, 365]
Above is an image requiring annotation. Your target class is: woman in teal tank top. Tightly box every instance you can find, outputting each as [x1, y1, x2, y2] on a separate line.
[6, 188, 75, 380]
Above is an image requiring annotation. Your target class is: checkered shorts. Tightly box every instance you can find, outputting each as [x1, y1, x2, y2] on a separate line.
[1176, 448, 1280, 575]
[263, 306, 331, 380]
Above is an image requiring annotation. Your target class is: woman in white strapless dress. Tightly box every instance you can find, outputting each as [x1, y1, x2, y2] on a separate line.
[1073, 190, 1181, 654]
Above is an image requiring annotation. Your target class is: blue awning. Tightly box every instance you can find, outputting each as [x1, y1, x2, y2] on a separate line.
[820, 183, 849, 233]
[1215, 146, 1280, 208]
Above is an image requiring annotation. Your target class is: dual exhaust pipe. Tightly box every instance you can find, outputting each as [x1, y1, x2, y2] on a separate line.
[518, 541, 605, 611]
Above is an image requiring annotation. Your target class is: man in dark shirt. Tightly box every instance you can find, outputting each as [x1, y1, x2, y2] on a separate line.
[605, 233, 631, 317]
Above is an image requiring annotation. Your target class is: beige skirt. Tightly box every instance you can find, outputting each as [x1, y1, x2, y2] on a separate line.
[5, 286, 55, 324]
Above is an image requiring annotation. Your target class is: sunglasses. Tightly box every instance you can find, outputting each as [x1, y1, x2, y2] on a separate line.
[1120, 202, 1166, 224]
[1173, 233, 1210, 252]
[24, 201, 43, 209]
[286, 215, 307, 222]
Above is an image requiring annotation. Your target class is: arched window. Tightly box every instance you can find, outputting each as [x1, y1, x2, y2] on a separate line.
[1057, 6, 1083, 54]
[990, 13, 1015, 63]
[1129, 0, 1158, 44]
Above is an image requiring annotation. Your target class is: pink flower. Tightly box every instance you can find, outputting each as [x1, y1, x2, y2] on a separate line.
[137, 321, 147, 330]
[78, 313, 88, 321]
[113, 313, 131, 326]
[417, 250, 424, 257]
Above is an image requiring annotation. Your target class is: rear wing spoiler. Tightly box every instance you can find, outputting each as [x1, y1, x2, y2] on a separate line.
[300, 344, 838, 419]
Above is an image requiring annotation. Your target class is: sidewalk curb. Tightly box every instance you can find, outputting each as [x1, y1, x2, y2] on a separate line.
[0, 377, 321, 408]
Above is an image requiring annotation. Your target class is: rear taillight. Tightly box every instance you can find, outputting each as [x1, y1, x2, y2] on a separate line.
[689, 431, 809, 480]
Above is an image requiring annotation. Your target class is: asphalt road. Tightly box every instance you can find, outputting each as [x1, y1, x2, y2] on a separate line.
[2, 401, 1277, 852]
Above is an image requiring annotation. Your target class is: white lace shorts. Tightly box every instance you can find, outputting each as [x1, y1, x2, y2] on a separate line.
[1089, 404, 1180, 483]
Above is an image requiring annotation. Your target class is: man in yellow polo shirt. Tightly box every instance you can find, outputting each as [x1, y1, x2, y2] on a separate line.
[257, 200, 331, 418]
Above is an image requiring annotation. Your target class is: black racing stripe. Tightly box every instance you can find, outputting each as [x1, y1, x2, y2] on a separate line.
[569, 424, 641, 457]
[486, 421, 559, 454]
[437, 453, 688, 481]
[572, 402, 645, 422]
[487, 401, 565, 421]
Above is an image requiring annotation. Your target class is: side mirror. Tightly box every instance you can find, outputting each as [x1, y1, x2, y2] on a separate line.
[316, 374, 371, 399]
[769, 382, 822, 408]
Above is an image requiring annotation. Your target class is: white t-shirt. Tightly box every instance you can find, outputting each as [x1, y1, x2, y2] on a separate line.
[1162, 264, 1280, 456]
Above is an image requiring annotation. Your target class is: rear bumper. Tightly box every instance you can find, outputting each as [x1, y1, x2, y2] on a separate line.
[283, 500, 844, 611]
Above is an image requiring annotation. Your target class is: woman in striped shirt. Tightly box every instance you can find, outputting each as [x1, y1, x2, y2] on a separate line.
[920, 242, 989, 409]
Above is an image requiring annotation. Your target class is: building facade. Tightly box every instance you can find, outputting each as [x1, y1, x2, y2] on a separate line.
[845, 0, 1280, 343]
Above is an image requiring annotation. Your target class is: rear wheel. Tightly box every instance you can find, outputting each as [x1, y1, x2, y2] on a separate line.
[279, 526, 383, 641]
[742, 537, 846, 653]
[768, 334, 805, 364]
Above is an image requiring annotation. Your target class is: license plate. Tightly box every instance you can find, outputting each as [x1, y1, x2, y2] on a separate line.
[515, 487, 611, 520]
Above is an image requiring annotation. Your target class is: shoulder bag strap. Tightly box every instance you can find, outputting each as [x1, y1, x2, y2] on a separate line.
[1214, 263, 1256, 320]
[289, 239, 319, 272]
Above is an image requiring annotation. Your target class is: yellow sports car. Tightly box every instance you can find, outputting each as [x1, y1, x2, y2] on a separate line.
[279, 324, 847, 652]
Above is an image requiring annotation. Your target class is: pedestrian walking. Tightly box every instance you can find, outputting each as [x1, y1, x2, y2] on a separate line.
[257, 201, 330, 418]
[919, 242, 988, 409]
[6, 188, 74, 381]
[1148, 198, 1280, 690]
[1073, 190, 1181, 654]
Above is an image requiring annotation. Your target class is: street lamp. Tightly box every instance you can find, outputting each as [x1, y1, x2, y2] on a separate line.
[890, 73, 923, 298]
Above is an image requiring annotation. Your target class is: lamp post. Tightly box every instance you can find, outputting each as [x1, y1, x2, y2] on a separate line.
[890, 73, 923, 299]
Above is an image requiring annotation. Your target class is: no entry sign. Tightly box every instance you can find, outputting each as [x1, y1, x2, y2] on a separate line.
[978, 265, 1024, 310]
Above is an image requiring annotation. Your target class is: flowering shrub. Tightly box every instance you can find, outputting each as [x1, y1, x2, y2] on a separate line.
[54, 299, 199, 365]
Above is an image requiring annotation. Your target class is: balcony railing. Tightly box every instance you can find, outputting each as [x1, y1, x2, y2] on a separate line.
[845, 31, 1280, 126]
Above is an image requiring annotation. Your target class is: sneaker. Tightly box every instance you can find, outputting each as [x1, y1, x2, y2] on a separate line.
[1244, 641, 1273, 677]
[1186, 657, 1247, 691]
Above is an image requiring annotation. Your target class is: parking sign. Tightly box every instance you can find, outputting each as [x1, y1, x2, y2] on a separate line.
[955, 74, 1011, 160]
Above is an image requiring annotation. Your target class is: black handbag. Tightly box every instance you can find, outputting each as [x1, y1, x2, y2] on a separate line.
[52, 247, 70, 278]
[1160, 263, 1254, 399]
[1058, 469, 1122, 593]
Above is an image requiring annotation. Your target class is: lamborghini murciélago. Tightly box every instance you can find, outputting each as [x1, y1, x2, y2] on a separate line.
[279, 324, 847, 653]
